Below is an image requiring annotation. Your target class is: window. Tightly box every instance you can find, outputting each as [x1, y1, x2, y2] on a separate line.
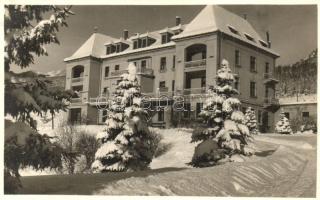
[141, 60, 147, 69]
[284, 112, 290, 119]
[102, 110, 108, 123]
[141, 38, 147, 48]
[102, 87, 109, 95]
[115, 44, 121, 53]
[172, 55, 176, 69]
[234, 77, 240, 91]
[244, 33, 255, 42]
[258, 110, 262, 124]
[172, 80, 175, 92]
[250, 81, 257, 97]
[250, 56, 257, 72]
[259, 40, 268, 47]
[201, 77, 206, 88]
[133, 61, 138, 67]
[302, 112, 309, 118]
[196, 103, 203, 117]
[235, 50, 240, 66]
[228, 25, 239, 35]
[158, 110, 164, 121]
[115, 65, 120, 71]
[159, 81, 166, 88]
[265, 62, 270, 73]
[104, 66, 109, 77]
[106, 46, 111, 54]
[70, 108, 82, 124]
[265, 86, 269, 98]
[133, 40, 138, 49]
[184, 103, 191, 118]
[160, 57, 166, 71]
[161, 34, 167, 44]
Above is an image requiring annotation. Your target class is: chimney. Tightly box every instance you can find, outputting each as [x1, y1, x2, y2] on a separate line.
[266, 31, 271, 48]
[175, 16, 181, 26]
[243, 14, 247, 20]
[93, 26, 98, 33]
[123, 29, 129, 40]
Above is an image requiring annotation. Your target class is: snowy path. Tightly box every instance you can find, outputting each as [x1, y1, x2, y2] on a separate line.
[18, 134, 316, 196]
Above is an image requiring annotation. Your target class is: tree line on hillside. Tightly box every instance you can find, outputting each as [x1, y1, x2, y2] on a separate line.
[275, 49, 317, 97]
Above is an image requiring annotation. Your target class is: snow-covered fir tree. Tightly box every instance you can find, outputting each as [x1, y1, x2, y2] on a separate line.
[275, 110, 293, 134]
[92, 63, 156, 172]
[244, 107, 259, 134]
[191, 59, 254, 167]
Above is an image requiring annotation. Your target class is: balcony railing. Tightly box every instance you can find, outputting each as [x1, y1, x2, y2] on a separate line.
[111, 69, 128, 76]
[185, 59, 206, 68]
[71, 77, 84, 83]
[70, 97, 82, 103]
[263, 73, 279, 84]
[109, 68, 154, 77]
[264, 97, 279, 105]
[137, 67, 154, 75]
[158, 87, 169, 92]
[182, 87, 207, 95]
[263, 73, 274, 79]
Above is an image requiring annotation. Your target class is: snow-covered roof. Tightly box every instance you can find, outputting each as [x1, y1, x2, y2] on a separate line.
[65, 5, 279, 62]
[64, 33, 116, 61]
[279, 94, 317, 105]
[172, 5, 279, 57]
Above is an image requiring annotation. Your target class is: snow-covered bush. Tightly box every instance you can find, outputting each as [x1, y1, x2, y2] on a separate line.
[190, 59, 254, 167]
[244, 107, 259, 134]
[275, 111, 293, 134]
[75, 133, 100, 172]
[92, 63, 157, 172]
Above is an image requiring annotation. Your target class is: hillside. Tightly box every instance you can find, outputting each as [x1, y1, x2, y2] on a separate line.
[275, 49, 317, 97]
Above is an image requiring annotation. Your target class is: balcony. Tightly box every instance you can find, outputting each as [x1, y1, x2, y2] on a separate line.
[185, 59, 206, 68]
[137, 67, 154, 76]
[263, 73, 279, 84]
[158, 87, 169, 93]
[71, 77, 84, 83]
[111, 69, 128, 77]
[184, 59, 206, 72]
[263, 97, 280, 111]
[108, 68, 154, 78]
[182, 87, 207, 95]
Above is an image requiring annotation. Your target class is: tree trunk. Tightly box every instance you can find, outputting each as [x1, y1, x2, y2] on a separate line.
[51, 112, 54, 130]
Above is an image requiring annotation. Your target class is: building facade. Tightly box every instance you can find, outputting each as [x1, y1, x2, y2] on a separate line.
[64, 5, 280, 132]
[276, 94, 317, 123]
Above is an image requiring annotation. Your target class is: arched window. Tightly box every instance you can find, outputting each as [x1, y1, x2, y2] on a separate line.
[72, 65, 84, 78]
[185, 44, 207, 62]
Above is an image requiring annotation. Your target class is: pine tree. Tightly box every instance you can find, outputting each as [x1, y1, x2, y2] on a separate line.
[275, 110, 293, 134]
[4, 5, 74, 193]
[92, 63, 156, 172]
[244, 107, 259, 134]
[191, 59, 254, 167]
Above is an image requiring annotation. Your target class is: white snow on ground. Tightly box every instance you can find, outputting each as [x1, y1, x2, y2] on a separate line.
[93, 140, 313, 196]
[150, 128, 197, 169]
[254, 135, 314, 150]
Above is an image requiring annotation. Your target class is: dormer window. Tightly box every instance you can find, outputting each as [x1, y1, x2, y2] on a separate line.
[259, 40, 268, 48]
[132, 36, 156, 49]
[133, 40, 138, 49]
[244, 33, 255, 42]
[106, 45, 115, 55]
[115, 43, 121, 53]
[228, 25, 239, 35]
[161, 32, 173, 44]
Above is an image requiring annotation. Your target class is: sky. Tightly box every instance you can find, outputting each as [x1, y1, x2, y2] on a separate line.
[11, 5, 317, 73]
